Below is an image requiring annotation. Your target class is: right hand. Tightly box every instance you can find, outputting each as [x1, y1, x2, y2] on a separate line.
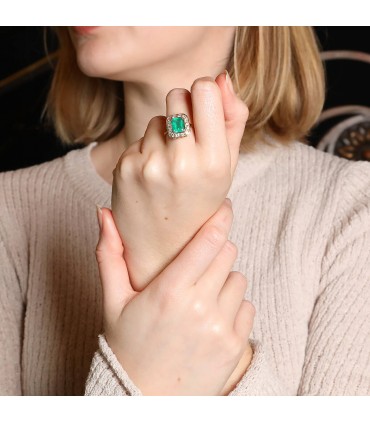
[95, 198, 256, 395]
[111, 72, 249, 290]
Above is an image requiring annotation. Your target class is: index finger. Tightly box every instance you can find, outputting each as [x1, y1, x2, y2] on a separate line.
[151, 198, 233, 294]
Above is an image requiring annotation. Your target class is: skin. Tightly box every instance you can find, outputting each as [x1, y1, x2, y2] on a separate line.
[111, 71, 248, 290]
[96, 201, 255, 395]
[67, 26, 237, 183]
[69, 26, 255, 395]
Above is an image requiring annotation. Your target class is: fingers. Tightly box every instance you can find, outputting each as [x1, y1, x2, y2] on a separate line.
[196, 239, 238, 298]
[140, 116, 168, 154]
[233, 300, 256, 344]
[214, 71, 249, 178]
[142, 88, 196, 156]
[153, 198, 233, 294]
[217, 271, 248, 328]
[190, 76, 229, 164]
[95, 207, 137, 323]
[135, 71, 249, 169]
[165, 88, 195, 145]
[123, 71, 249, 183]
[215, 70, 249, 132]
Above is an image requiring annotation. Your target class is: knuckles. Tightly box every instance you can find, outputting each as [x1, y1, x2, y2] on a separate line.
[206, 318, 242, 359]
[204, 225, 228, 249]
[142, 151, 166, 182]
[115, 154, 137, 178]
[190, 298, 209, 319]
[156, 283, 244, 361]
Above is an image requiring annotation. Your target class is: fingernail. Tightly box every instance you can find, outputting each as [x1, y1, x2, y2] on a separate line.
[96, 204, 103, 230]
[224, 69, 236, 95]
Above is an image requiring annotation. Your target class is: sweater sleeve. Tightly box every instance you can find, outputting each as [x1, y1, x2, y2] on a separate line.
[226, 338, 288, 395]
[85, 334, 142, 395]
[0, 239, 25, 395]
[84, 335, 285, 395]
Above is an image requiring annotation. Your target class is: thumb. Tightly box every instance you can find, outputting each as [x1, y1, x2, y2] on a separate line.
[215, 70, 249, 176]
[95, 206, 137, 323]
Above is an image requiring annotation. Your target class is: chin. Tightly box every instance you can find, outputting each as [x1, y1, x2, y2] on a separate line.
[72, 35, 134, 80]
[75, 46, 122, 79]
[76, 52, 112, 78]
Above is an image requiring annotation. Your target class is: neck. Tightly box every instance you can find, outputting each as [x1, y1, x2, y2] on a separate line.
[115, 27, 235, 150]
[91, 27, 236, 185]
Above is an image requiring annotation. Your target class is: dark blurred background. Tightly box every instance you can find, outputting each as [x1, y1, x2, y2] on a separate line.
[0, 27, 369, 172]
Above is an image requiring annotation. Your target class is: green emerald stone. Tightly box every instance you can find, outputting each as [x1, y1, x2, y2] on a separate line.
[171, 116, 185, 133]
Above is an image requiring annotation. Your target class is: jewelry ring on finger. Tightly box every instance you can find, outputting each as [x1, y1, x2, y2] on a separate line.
[164, 113, 193, 139]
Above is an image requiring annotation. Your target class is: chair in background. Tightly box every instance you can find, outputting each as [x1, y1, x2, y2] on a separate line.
[314, 50, 370, 162]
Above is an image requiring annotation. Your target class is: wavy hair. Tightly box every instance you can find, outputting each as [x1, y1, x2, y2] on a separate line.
[42, 27, 326, 153]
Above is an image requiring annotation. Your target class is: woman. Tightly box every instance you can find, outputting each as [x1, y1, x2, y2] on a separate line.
[0, 27, 369, 395]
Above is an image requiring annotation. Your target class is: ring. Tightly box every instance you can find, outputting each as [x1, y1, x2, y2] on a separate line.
[164, 113, 192, 139]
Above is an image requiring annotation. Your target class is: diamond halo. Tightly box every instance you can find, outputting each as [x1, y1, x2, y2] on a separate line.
[165, 113, 192, 139]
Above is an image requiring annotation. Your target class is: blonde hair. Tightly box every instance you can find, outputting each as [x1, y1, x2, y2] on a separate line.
[43, 27, 326, 153]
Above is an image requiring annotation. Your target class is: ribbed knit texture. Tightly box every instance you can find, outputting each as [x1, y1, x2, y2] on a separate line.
[0, 139, 369, 395]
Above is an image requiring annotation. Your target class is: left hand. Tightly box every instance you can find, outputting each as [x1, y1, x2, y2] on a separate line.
[95, 205, 255, 395]
[111, 70, 249, 291]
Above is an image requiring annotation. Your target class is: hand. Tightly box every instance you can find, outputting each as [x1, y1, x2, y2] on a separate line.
[111, 70, 249, 291]
[95, 199, 256, 396]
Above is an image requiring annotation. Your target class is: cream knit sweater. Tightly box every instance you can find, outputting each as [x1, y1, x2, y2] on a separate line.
[0, 139, 369, 395]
